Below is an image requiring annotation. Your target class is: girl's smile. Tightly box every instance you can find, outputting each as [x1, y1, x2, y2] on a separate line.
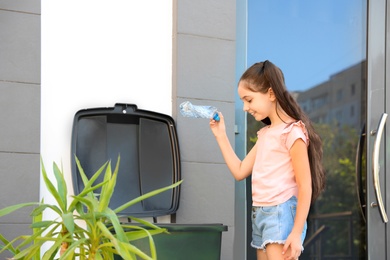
[238, 81, 276, 122]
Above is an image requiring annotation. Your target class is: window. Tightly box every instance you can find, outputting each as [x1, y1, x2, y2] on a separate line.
[337, 89, 344, 101]
[351, 84, 356, 96]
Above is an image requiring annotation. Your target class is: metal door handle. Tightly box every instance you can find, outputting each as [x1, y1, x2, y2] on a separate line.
[355, 124, 366, 222]
[371, 113, 388, 223]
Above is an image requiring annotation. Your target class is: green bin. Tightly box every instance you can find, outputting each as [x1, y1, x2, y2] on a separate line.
[115, 224, 228, 260]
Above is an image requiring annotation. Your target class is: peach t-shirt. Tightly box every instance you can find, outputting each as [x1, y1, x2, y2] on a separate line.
[251, 121, 309, 206]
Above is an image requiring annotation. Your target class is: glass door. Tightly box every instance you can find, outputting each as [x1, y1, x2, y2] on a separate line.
[365, 0, 389, 259]
[244, 0, 389, 258]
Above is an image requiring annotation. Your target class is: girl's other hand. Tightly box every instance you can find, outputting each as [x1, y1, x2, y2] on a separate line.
[282, 232, 302, 260]
[209, 112, 226, 138]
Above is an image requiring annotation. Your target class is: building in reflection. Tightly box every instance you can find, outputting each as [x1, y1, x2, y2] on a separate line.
[296, 60, 366, 131]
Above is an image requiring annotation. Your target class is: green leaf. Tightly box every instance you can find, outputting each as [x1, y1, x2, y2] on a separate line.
[74, 200, 85, 216]
[77, 181, 108, 198]
[120, 240, 154, 260]
[145, 229, 158, 259]
[41, 233, 69, 260]
[0, 202, 37, 217]
[95, 251, 104, 260]
[99, 156, 120, 213]
[122, 228, 167, 241]
[114, 180, 183, 213]
[18, 223, 49, 251]
[98, 160, 115, 211]
[102, 208, 127, 242]
[30, 204, 47, 216]
[100, 249, 115, 260]
[62, 212, 75, 235]
[32, 221, 62, 243]
[53, 162, 68, 211]
[30, 203, 62, 217]
[0, 233, 18, 255]
[97, 222, 135, 259]
[32, 207, 42, 260]
[23, 243, 42, 260]
[75, 156, 107, 187]
[128, 217, 167, 231]
[30, 220, 56, 228]
[72, 194, 97, 214]
[59, 237, 87, 259]
[117, 241, 139, 260]
[68, 180, 109, 211]
[12, 242, 42, 259]
[41, 158, 66, 212]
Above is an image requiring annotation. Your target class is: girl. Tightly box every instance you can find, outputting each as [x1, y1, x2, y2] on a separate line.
[210, 60, 325, 260]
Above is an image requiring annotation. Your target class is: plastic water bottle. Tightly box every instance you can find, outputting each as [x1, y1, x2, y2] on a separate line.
[179, 101, 220, 121]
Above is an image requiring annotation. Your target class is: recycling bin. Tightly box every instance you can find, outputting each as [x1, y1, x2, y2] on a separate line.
[114, 224, 227, 260]
[71, 103, 227, 260]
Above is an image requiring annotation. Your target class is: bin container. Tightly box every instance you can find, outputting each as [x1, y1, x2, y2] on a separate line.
[71, 103, 227, 259]
[71, 103, 181, 217]
[114, 224, 227, 260]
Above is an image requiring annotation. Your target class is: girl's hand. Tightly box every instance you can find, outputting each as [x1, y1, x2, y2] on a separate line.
[282, 232, 302, 260]
[209, 112, 226, 138]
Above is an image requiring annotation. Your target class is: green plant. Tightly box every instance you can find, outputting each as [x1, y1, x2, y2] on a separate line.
[0, 156, 182, 260]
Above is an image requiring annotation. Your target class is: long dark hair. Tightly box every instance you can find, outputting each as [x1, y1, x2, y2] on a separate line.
[240, 60, 325, 202]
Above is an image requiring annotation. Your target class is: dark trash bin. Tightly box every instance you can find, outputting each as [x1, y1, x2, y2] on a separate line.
[71, 103, 227, 260]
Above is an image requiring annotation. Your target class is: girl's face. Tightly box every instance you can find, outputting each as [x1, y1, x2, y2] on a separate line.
[238, 81, 276, 122]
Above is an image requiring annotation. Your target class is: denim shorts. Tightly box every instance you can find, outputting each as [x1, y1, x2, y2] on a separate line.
[251, 196, 307, 251]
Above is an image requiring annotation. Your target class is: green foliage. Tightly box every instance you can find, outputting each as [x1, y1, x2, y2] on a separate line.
[246, 114, 266, 151]
[0, 156, 182, 260]
[313, 123, 361, 212]
[308, 124, 365, 258]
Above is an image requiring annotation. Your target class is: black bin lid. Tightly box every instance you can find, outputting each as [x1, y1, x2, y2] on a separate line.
[71, 103, 181, 217]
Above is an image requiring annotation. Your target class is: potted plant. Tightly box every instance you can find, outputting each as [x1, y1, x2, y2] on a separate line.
[0, 156, 182, 260]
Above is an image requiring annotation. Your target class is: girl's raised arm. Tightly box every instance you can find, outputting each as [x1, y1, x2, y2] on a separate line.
[210, 112, 256, 181]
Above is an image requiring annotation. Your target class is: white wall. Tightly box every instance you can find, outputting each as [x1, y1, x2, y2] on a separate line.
[41, 0, 172, 199]
[41, 2, 237, 259]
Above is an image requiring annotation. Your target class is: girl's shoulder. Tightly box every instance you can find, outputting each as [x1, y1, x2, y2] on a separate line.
[281, 120, 309, 146]
[282, 120, 307, 134]
[256, 120, 308, 138]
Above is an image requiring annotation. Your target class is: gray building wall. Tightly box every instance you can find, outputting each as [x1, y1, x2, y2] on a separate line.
[297, 61, 366, 131]
[0, 1, 41, 258]
[173, 0, 237, 259]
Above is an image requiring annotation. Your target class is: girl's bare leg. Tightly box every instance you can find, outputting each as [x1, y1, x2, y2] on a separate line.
[263, 243, 294, 260]
[257, 249, 268, 260]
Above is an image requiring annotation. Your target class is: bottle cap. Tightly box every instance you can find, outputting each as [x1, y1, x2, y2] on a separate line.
[213, 113, 220, 122]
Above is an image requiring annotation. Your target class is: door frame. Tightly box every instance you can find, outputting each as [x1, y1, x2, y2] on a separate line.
[366, 0, 388, 258]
